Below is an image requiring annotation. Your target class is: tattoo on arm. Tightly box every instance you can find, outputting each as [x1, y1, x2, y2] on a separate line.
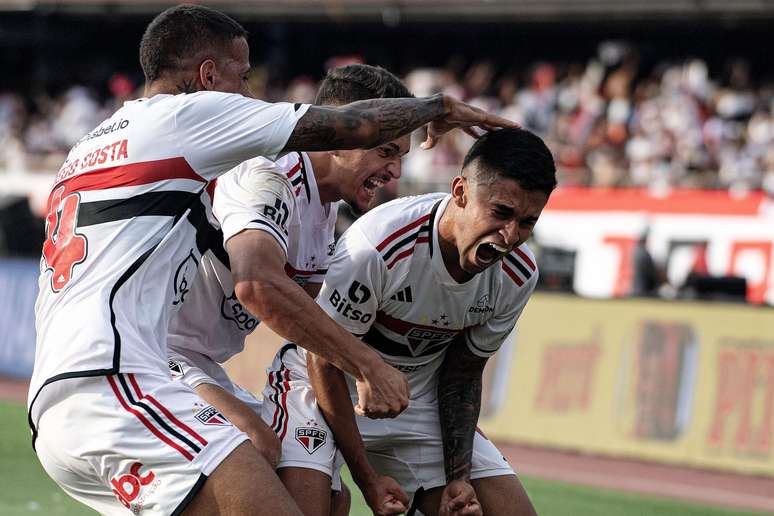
[438, 337, 487, 483]
[176, 78, 198, 94]
[283, 94, 446, 152]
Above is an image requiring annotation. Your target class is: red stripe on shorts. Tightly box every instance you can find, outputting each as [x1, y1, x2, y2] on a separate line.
[107, 375, 194, 461]
[126, 374, 209, 448]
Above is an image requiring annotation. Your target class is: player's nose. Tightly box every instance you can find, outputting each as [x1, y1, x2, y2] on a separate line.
[386, 159, 401, 180]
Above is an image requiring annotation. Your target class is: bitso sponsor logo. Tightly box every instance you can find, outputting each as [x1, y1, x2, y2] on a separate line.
[295, 427, 327, 454]
[111, 462, 160, 512]
[327, 280, 373, 323]
[195, 406, 231, 426]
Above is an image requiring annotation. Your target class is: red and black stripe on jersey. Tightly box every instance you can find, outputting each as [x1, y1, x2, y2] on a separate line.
[364, 310, 466, 358]
[285, 153, 310, 201]
[501, 247, 536, 286]
[30, 158, 228, 446]
[376, 200, 442, 270]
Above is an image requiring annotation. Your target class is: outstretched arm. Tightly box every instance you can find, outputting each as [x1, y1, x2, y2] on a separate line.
[283, 94, 517, 153]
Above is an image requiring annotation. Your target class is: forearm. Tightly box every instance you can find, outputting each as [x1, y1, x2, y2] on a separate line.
[307, 352, 378, 490]
[438, 364, 483, 482]
[284, 94, 447, 152]
[237, 274, 379, 381]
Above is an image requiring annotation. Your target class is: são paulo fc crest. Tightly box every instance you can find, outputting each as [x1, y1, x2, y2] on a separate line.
[295, 427, 327, 454]
[195, 406, 231, 426]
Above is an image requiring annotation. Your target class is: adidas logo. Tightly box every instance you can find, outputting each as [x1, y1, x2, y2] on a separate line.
[390, 286, 413, 303]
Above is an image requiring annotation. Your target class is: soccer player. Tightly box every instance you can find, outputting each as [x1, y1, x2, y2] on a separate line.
[167, 63, 414, 516]
[28, 4, 518, 515]
[264, 128, 555, 516]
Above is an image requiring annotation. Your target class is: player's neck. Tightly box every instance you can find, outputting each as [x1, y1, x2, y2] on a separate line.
[438, 206, 473, 283]
[308, 152, 339, 204]
[144, 76, 202, 97]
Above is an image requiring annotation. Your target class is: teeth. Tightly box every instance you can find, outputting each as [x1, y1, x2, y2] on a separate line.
[490, 243, 508, 253]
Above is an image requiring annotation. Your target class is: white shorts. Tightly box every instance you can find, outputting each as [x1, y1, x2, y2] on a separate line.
[261, 345, 344, 491]
[356, 399, 515, 499]
[34, 373, 249, 516]
[272, 345, 512, 500]
[168, 348, 262, 414]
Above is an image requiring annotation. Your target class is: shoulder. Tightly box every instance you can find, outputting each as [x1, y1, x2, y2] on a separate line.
[352, 193, 446, 251]
[499, 243, 538, 289]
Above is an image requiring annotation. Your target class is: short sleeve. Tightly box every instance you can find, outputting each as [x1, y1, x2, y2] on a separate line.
[465, 272, 539, 358]
[213, 157, 297, 258]
[316, 226, 383, 336]
[176, 92, 309, 180]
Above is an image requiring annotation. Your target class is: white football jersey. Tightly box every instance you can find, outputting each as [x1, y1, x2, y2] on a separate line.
[314, 193, 538, 401]
[167, 152, 338, 364]
[30, 91, 309, 428]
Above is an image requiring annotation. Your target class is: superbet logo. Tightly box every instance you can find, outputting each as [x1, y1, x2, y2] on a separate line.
[111, 462, 155, 509]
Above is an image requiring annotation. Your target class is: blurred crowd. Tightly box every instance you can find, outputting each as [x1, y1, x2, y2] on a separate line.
[1, 42, 773, 198]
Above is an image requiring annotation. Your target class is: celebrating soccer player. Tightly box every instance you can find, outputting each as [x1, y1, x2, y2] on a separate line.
[30, 4, 518, 514]
[265, 127, 555, 516]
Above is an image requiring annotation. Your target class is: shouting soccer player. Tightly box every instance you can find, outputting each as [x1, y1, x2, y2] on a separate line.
[29, 4, 518, 515]
[167, 64, 413, 516]
[264, 127, 555, 516]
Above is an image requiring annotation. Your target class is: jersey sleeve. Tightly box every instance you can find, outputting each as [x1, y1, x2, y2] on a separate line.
[176, 92, 310, 180]
[213, 157, 297, 258]
[465, 271, 539, 358]
[316, 226, 383, 336]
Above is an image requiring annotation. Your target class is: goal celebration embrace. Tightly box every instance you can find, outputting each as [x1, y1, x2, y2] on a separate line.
[30, 3, 555, 516]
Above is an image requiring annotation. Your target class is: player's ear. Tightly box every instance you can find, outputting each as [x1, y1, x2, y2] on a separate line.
[451, 175, 467, 207]
[199, 59, 218, 91]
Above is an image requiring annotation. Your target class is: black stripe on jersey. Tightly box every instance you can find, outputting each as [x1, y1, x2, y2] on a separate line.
[364, 326, 451, 358]
[77, 191, 199, 227]
[381, 225, 429, 262]
[296, 152, 311, 202]
[249, 218, 288, 251]
[116, 374, 202, 454]
[28, 241, 161, 448]
[426, 199, 443, 258]
[504, 253, 532, 279]
[185, 194, 230, 269]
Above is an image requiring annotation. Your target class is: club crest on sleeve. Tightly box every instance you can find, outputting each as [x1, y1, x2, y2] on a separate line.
[195, 406, 231, 426]
[295, 427, 327, 454]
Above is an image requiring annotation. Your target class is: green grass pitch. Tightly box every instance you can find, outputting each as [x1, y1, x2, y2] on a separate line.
[0, 401, 764, 515]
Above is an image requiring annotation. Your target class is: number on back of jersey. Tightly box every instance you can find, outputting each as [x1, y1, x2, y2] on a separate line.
[42, 185, 88, 292]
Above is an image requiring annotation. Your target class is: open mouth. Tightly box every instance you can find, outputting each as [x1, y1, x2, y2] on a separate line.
[475, 242, 509, 266]
[362, 176, 388, 198]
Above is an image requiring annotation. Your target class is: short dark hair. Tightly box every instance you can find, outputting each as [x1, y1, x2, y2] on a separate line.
[140, 4, 248, 83]
[462, 128, 557, 196]
[314, 64, 413, 105]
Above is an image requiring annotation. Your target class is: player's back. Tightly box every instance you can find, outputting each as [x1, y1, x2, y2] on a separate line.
[30, 92, 307, 426]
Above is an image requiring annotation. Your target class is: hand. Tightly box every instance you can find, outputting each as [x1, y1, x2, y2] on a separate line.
[354, 358, 409, 419]
[422, 95, 519, 150]
[363, 475, 409, 516]
[439, 480, 482, 516]
[250, 423, 282, 469]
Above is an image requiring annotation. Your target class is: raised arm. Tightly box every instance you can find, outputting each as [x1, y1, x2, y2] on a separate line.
[283, 94, 518, 153]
